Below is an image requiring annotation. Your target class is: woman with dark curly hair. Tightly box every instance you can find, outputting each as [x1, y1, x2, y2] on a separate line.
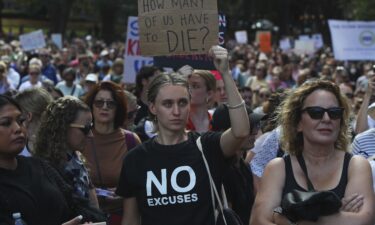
[34, 96, 99, 209]
[82, 81, 141, 223]
[250, 80, 375, 225]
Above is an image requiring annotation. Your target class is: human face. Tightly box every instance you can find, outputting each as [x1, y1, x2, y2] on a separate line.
[149, 85, 190, 133]
[241, 90, 253, 107]
[298, 90, 341, 147]
[188, 74, 212, 106]
[29, 69, 40, 83]
[67, 110, 93, 151]
[92, 90, 116, 125]
[215, 80, 227, 104]
[0, 105, 27, 157]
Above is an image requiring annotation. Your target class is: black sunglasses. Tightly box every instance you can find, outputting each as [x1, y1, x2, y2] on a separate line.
[302, 106, 344, 120]
[93, 100, 117, 109]
[70, 123, 93, 135]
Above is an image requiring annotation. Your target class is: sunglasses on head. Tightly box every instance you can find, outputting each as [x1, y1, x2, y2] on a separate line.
[93, 100, 117, 109]
[70, 123, 93, 135]
[302, 106, 344, 120]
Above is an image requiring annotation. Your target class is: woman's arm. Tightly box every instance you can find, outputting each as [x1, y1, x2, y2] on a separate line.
[121, 197, 140, 225]
[275, 156, 375, 225]
[209, 46, 250, 157]
[88, 188, 100, 209]
[250, 158, 286, 225]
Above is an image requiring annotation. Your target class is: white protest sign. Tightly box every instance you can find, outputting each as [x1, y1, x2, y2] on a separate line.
[19, 30, 46, 51]
[235, 30, 248, 44]
[294, 40, 315, 55]
[298, 35, 310, 41]
[328, 20, 375, 60]
[312, 33, 324, 49]
[51, 33, 63, 49]
[279, 38, 291, 52]
[124, 16, 154, 83]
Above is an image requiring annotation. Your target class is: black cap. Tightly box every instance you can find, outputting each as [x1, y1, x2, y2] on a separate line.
[211, 104, 266, 131]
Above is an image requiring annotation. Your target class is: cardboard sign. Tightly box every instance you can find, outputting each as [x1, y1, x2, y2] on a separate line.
[235, 30, 248, 44]
[138, 0, 218, 56]
[153, 13, 226, 70]
[257, 31, 272, 53]
[328, 20, 375, 60]
[19, 30, 46, 51]
[51, 33, 63, 49]
[124, 16, 154, 83]
[312, 33, 324, 49]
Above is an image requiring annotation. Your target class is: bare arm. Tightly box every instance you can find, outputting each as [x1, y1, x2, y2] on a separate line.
[209, 46, 250, 157]
[121, 197, 141, 225]
[250, 158, 285, 225]
[355, 75, 375, 134]
[88, 188, 100, 209]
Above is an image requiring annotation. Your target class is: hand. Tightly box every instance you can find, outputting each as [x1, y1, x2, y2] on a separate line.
[273, 212, 293, 225]
[177, 65, 194, 77]
[366, 72, 375, 95]
[341, 193, 364, 213]
[209, 45, 229, 75]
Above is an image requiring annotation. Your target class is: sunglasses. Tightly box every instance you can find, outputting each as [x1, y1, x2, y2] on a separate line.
[70, 123, 93, 135]
[302, 106, 344, 120]
[93, 100, 117, 109]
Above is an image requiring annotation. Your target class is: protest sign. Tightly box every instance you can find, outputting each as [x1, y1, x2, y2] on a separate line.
[154, 13, 226, 70]
[294, 40, 315, 55]
[19, 30, 46, 51]
[235, 30, 248, 44]
[298, 35, 310, 41]
[256, 31, 272, 53]
[312, 33, 324, 49]
[279, 37, 291, 52]
[328, 20, 375, 60]
[138, 0, 218, 56]
[125, 16, 154, 83]
[51, 33, 63, 49]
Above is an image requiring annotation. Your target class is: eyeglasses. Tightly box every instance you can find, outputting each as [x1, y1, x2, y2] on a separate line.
[70, 123, 93, 135]
[302, 106, 344, 120]
[259, 93, 270, 98]
[345, 93, 354, 99]
[93, 100, 117, 109]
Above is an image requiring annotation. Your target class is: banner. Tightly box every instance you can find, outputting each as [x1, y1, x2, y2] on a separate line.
[328, 20, 375, 60]
[138, 0, 218, 56]
[153, 13, 226, 70]
[19, 30, 46, 51]
[257, 31, 272, 53]
[124, 16, 154, 83]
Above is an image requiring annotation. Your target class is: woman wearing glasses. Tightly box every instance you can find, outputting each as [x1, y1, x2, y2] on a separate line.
[250, 80, 375, 225]
[34, 96, 98, 209]
[82, 81, 141, 224]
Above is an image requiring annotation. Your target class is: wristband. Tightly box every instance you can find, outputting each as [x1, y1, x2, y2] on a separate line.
[226, 100, 245, 109]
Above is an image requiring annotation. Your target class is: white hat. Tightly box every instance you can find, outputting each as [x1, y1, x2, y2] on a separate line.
[85, 73, 98, 83]
[100, 49, 109, 57]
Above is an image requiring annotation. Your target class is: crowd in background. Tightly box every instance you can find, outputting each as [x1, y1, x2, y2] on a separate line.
[1, 34, 375, 225]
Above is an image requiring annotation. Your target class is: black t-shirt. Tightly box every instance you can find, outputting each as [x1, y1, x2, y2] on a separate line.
[222, 159, 254, 224]
[134, 100, 149, 126]
[0, 156, 71, 225]
[116, 131, 231, 225]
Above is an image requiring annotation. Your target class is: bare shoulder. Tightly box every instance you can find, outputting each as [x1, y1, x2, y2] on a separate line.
[349, 154, 371, 171]
[263, 157, 286, 178]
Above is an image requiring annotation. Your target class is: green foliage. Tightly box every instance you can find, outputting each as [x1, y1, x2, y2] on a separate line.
[349, 0, 375, 20]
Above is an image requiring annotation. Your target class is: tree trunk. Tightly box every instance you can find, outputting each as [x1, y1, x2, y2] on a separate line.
[47, 0, 75, 37]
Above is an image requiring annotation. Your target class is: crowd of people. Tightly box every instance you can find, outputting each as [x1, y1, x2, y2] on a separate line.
[0, 33, 375, 225]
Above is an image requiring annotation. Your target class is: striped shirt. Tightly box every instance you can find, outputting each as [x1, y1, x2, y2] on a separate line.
[351, 128, 375, 158]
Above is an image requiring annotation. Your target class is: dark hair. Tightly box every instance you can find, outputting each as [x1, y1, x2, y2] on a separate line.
[84, 81, 127, 129]
[135, 66, 160, 98]
[0, 94, 22, 112]
[63, 67, 76, 78]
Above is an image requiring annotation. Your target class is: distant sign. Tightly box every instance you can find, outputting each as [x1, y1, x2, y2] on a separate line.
[294, 40, 315, 55]
[257, 31, 272, 53]
[235, 30, 248, 44]
[328, 20, 375, 60]
[51, 33, 63, 49]
[19, 30, 46, 51]
[312, 33, 324, 49]
[279, 38, 291, 52]
[124, 16, 154, 83]
[138, 0, 218, 56]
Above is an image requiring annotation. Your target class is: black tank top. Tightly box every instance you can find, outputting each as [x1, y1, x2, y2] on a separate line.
[282, 153, 352, 199]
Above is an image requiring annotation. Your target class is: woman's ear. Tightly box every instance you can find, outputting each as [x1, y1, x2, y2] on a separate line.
[26, 112, 33, 122]
[148, 102, 157, 116]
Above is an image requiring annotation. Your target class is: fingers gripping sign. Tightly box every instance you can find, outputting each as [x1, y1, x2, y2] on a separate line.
[209, 45, 229, 75]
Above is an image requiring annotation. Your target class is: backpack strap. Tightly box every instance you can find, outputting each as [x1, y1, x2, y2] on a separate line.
[124, 130, 137, 151]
